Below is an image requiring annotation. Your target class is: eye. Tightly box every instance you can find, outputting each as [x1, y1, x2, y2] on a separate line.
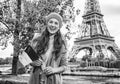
[55, 22, 58, 25]
[49, 20, 53, 24]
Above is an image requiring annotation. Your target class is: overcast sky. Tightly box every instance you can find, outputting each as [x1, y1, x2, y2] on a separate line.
[74, 0, 120, 47]
[74, 0, 120, 58]
[0, 0, 120, 58]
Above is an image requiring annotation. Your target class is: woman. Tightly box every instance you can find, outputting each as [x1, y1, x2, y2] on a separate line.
[28, 12, 67, 84]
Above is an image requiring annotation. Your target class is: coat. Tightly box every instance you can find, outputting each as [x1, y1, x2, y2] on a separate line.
[28, 43, 67, 84]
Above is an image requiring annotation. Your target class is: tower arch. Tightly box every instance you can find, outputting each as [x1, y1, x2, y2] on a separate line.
[70, 0, 120, 62]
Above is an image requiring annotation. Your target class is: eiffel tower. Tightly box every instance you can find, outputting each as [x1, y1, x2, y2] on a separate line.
[70, 0, 120, 60]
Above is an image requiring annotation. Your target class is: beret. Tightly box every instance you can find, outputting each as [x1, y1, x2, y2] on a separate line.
[46, 12, 63, 28]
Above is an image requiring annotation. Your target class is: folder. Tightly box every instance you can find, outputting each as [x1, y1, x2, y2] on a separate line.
[19, 45, 39, 67]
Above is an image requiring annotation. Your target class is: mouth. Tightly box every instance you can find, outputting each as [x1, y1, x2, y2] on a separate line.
[49, 26, 56, 31]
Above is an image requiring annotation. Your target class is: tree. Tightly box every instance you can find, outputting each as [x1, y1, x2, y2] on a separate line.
[69, 57, 76, 62]
[82, 54, 91, 62]
[0, 0, 76, 75]
[96, 51, 104, 61]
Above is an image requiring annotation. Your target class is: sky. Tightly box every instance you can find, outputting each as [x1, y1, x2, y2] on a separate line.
[0, 0, 120, 59]
[74, 0, 120, 46]
[74, 0, 120, 58]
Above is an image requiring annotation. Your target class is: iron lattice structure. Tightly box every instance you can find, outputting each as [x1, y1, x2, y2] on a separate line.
[70, 0, 120, 60]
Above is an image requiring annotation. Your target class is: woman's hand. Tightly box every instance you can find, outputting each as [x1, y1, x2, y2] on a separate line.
[44, 66, 66, 75]
[30, 59, 42, 67]
[43, 67, 56, 75]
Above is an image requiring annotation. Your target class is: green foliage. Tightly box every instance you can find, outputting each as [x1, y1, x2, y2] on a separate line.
[81, 54, 91, 62]
[80, 61, 86, 67]
[69, 57, 76, 62]
[17, 67, 26, 74]
[96, 52, 104, 61]
[0, 0, 76, 74]
[0, 0, 75, 50]
[0, 57, 12, 64]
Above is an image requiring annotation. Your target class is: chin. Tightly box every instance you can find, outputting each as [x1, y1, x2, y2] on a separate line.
[50, 32, 56, 34]
[49, 30, 58, 34]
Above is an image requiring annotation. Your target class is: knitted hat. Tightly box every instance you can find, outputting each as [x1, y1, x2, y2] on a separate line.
[46, 12, 63, 28]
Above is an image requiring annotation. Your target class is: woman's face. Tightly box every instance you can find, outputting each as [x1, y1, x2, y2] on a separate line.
[47, 18, 60, 34]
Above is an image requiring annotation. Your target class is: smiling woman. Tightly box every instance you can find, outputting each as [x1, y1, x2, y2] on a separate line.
[27, 12, 67, 84]
[47, 18, 60, 34]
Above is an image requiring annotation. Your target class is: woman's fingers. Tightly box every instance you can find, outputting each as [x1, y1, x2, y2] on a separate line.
[30, 60, 42, 66]
[44, 67, 54, 75]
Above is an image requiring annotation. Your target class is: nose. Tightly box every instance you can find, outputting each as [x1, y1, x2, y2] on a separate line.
[50, 22, 56, 26]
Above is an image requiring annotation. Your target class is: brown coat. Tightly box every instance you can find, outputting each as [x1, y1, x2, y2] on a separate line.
[28, 44, 67, 84]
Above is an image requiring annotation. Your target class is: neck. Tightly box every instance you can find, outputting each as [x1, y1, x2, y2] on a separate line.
[49, 34, 55, 39]
[49, 33, 55, 36]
